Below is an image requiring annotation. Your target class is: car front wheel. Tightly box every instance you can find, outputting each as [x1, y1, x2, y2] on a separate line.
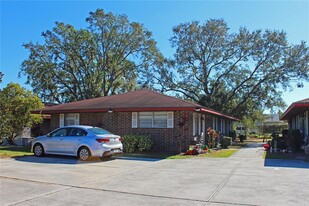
[33, 144, 44, 157]
[78, 147, 91, 161]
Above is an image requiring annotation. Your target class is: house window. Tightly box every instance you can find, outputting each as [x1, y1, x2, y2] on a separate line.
[59, 113, 79, 127]
[139, 112, 153, 128]
[132, 112, 173, 128]
[153, 112, 168, 128]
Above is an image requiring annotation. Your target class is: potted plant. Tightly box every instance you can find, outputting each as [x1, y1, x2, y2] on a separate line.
[263, 144, 270, 151]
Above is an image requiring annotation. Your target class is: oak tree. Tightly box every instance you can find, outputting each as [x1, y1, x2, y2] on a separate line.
[0, 72, 3, 83]
[156, 19, 309, 118]
[21, 9, 162, 103]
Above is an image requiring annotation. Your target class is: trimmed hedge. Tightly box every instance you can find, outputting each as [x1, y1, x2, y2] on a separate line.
[122, 135, 153, 153]
[220, 136, 232, 149]
[287, 129, 303, 152]
[229, 131, 237, 141]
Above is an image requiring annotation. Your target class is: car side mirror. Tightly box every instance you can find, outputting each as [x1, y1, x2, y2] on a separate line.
[47, 133, 51, 137]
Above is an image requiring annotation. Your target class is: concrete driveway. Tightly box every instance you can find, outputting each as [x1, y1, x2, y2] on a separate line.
[1, 143, 308, 206]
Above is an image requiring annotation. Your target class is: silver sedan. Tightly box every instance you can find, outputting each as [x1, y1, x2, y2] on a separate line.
[31, 125, 123, 161]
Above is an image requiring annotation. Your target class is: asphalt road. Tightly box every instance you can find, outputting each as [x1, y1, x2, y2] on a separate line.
[1, 143, 309, 206]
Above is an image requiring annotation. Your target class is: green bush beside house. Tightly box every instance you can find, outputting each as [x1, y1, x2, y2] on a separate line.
[287, 129, 303, 152]
[122, 135, 153, 153]
[220, 137, 232, 149]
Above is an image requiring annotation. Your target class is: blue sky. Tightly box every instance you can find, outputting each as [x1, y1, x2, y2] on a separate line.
[1, 0, 308, 110]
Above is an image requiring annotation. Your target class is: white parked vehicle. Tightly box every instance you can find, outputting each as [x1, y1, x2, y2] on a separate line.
[31, 125, 123, 161]
[235, 126, 246, 136]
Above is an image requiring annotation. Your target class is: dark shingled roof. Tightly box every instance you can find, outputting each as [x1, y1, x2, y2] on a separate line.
[294, 98, 309, 104]
[33, 90, 238, 121]
[280, 98, 309, 120]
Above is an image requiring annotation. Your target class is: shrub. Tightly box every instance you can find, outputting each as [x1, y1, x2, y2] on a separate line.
[271, 132, 280, 139]
[202, 145, 209, 150]
[220, 136, 232, 149]
[270, 137, 287, 150]
[206, 127, 218, 148]
[239, 135, 246, 142]
[122, 135, 138, 153]
[260, 124, 288, 134]
[229, 131, 236, 141]
[249, 134, 259, 138]
[122, 134, 153, 153]
[137, 135, 153, 152]
[287, 129, 303, 152]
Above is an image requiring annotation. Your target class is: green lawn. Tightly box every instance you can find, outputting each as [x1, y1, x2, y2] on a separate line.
[166, 154, 196, 159]
[1, 146, 239, 160]
[167, 149, 238, 159]
[118, 148, 239, 160]
[228, 142, 248, 149]
[198, 149, 238, 158]
[0, 146, 32, 158]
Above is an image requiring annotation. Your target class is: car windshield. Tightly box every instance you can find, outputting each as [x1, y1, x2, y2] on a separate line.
[88, 127, 111, 135]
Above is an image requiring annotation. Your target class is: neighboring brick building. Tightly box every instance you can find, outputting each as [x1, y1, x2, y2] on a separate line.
[280, 98, 309, 146]
[33, 90, 238, 153]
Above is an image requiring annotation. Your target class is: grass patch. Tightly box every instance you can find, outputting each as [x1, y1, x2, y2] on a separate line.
[264, 151, 309, 162]
[166, 154, 195, 159]
[229, 142, 248, 149]
[167, 149, 238, 159]
[245, 137, 271, 143]
[0, 146, 32, 158]
[117, 149, 239, 160]
[198, 149, 238, 158]
[228, 137, 270, 149]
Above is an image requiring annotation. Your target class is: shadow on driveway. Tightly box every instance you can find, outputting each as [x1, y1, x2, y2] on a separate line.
[264, 159, 309, 169]
[13, 155, 115, 165]
[112, 156, 162, 162]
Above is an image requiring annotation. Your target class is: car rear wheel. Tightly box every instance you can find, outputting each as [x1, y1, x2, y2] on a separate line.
[33, 144, 44, 157]
[78, 147, 91, 161]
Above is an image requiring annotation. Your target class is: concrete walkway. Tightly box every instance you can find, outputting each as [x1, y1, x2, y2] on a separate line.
[1, 143, 308, 206]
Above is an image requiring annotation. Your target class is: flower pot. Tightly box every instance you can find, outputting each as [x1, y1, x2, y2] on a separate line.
[263, 144, 270, 151]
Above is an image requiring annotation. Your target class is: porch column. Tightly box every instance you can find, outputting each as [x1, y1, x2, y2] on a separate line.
[305, 111, 309, 145]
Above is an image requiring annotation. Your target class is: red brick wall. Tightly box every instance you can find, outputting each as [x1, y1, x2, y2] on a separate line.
[49, 111, 193, 153]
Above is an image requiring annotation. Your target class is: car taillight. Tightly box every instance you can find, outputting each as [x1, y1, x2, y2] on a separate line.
[119, 137, 122, 142]
[96, 138, 109, 143]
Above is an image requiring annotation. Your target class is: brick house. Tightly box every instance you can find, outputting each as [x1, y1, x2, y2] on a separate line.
[280, 98, 309, 146]
[33, 90, 238, 153]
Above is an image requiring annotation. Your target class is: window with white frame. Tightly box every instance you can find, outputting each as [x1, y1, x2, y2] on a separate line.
[132, 112, 173, 128]
[139, 112, 153, 128]
[60, 113, 79, 127]
[153, 112, 169, 128]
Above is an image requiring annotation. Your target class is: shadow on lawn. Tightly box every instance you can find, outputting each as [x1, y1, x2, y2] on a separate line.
[264, 152, 309, 169]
